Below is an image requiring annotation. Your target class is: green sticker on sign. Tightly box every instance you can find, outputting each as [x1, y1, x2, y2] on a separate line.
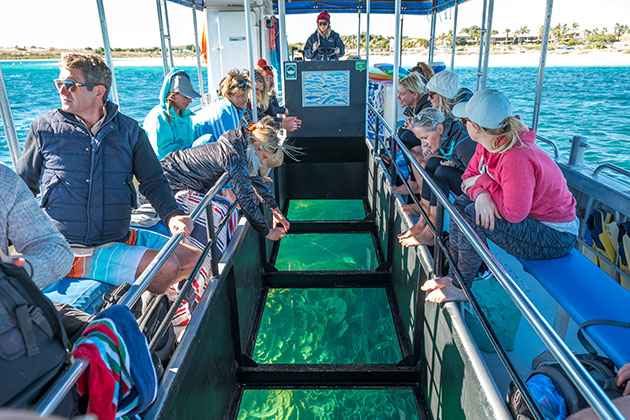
[285, 63, 297, 80]
[355, 61, 366, 71]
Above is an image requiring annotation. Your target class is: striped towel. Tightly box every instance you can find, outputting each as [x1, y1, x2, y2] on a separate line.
[72, 305, 157, 420]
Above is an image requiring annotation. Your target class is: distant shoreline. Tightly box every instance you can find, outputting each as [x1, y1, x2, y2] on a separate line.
[1, 49, 629, 68]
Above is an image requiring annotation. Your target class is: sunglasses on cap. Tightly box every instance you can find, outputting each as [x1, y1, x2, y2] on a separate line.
[54, 79, 98, 92]
[231, 80, 250, 90]
[318, 21, 329, 26]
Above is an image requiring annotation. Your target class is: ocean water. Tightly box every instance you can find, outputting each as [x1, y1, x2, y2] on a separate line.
[1, 61, 629, 173]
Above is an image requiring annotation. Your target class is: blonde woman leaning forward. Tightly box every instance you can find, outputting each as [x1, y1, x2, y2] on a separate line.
[422, 89, 578, 303]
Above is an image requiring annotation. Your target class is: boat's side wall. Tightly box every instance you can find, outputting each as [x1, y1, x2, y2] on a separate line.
[150, 223, 264, 419]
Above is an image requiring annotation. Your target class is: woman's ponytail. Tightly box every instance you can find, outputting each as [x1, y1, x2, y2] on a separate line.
[488, 116, 528, 153]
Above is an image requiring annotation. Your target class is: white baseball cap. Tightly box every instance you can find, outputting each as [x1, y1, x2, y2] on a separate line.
[170, 71, 201, 99]
[452, 88, 513, 129]
[426, 70, 460, 100]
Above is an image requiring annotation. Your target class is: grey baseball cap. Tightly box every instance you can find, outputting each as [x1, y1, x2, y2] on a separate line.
[452, 88, 513, 129]
[169, 71, 201, 99]
[426, 70, 460, 100]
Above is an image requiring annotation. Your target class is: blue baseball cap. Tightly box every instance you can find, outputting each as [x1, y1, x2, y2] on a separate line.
[452, 88, 513, 129]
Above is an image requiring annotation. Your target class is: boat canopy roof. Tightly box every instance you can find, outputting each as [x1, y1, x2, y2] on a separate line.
[167, 0, 467, 15]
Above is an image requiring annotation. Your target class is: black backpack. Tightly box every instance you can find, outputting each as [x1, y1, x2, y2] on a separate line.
[0, 260, 71, 408]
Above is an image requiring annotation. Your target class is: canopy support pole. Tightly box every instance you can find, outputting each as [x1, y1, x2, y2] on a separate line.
[96, 0, 119, 105]
[475, 0, 488, 90]
[162, 0, 175, 69]
[278, 0, 288, 102]
[392, 0, 401, 129]
[364, 0, 371, 136]
[428, 0, 437, 63]
[205, 10, 222, 100]
[481, 0, 494, 89]
[191, 4, 206, 104]
[155, 0, 170, 76]
[0, 66, 20, 167]
[357, 7, 362, 57]
[450, 0, 459, 71]
[244, 0, 258, 122]
[532, 0, 553, 131]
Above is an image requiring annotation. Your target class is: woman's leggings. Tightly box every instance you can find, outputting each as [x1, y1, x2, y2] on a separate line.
[448, 194, 576, 289]
[421, 156, 464, 206]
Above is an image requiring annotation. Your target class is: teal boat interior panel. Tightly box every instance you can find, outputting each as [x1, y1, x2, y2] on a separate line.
[275, 233, 378, 271]
[253, 288, 403, 364]
[287, 199, 366, 221]
[237, 388, 420, 419]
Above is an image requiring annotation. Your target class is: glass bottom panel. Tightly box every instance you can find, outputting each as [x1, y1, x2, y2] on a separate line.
[238, 388, 420, 420]
[287, 199, 366, 221]
[275, 233, 378, 271]
[254, 288, 402, 364]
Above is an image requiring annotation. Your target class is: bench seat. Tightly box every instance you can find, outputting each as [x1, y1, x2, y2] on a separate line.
[517, 249, 630, 368]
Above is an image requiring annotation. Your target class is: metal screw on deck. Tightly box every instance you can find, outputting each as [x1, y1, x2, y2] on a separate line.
[568, 135, 588, 167]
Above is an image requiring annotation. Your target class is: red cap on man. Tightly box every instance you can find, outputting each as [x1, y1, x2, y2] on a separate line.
[317, 10, 330, 22]
[257, 59, 273, 77]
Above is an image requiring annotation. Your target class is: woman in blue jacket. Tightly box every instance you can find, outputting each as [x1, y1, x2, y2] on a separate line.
[144, 69, 201, 159]
[304, 10, 345, 61]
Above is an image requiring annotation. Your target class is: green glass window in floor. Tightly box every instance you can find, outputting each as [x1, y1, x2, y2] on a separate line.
[275, 233, 378, 271]
[238, 388, 419, 420]
[254, 288, 402, 364]
[288, 199, 366, 221]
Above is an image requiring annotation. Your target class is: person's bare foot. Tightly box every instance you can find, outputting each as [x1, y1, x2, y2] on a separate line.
[401, 203, 421, 216]
[426, 285, 468, 303]
[398, 225, 433, 247]
[392, 180, 418, 195]
[421, 277, 468, 303]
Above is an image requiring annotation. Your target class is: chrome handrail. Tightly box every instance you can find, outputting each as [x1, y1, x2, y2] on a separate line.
[593, 163, 630, 182]
[0, 65, 21, 168]
[367, 103, 625, 420]
[535, 134, 560, 160]
[36, 172, 230, 416]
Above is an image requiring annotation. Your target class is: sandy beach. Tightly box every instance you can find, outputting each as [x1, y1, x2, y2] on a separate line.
[102, 49, 630, 68]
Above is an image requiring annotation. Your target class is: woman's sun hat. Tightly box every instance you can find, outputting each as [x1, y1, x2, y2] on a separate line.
[170, 71, 201, 99]
[426, 70, 460, 100]
[452, 88, 513, 129]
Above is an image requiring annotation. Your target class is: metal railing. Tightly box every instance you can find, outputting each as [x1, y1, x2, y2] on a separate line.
[535, 134, 560, 160]
[36, 172, 234, 416]
[367, 103, 625, 420]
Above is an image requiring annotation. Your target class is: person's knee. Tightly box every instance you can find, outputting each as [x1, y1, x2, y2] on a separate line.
[148, 255, 181, 294]
[177, 244, 201, 271]
[410, 146, 423, 160]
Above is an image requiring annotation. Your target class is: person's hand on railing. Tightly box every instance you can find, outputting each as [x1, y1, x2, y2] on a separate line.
[168, 214, 194, 237]
[461, 174, 481, 194]
[272, 208, 290, 232]
[474, 192, 502, 231]
[266, 227, 287, 241]
[402, 116, 413, 130]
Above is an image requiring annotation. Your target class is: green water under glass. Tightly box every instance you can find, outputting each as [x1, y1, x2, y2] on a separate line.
[275, 233, 378, 271]
[254, 288, 401, 364]
[237, 388, 420, 420]
[287, 199, 366, 221]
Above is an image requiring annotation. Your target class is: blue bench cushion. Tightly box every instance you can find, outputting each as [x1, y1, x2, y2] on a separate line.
[43, 277, 115, 315]
[518, 249, 630, 367]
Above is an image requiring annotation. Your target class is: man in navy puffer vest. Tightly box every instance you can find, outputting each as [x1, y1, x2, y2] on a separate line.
[17, 53, 200, 294]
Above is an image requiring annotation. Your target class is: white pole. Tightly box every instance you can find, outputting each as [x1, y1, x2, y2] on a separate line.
[278, 0, 288, 102]
[205, 10, 222, 100]
[364, 0, 371, 136]
[532, 0, 554, 131]
[450, 0, 459, 71]
[155, 0, 170, 76]
[244, 0, 258, 122]
[392, 0, 402, 129]
[357, 8, 362, 57]
[162, 0, 175, 69]
[428, 0, 437, 63]
[191, 4, 205, 103]
[481, 0, 495, 89]
[95, 0, 119, 105]
[475, 0, 488, 90]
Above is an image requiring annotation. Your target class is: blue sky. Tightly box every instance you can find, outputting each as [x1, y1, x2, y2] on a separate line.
[0, 0, 627, 49]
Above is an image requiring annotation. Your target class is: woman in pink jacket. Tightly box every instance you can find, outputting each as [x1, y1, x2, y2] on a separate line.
[422, 89, 578, 303]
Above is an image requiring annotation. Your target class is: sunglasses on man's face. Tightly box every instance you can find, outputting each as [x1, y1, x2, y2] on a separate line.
[427, 91, 437, 98]
[53, 79, 98, 92]
[318, 21, 329, 26]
